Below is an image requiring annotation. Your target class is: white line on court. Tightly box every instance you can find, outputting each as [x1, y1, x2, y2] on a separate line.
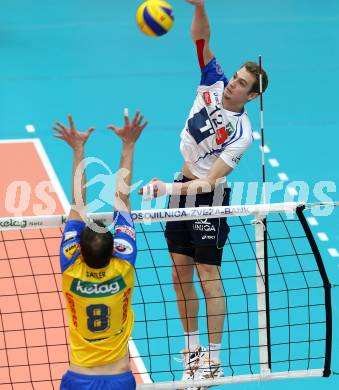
[25, 124, 36, 133]
[328, 248, 339, 257]
[260, 145, 270, 153]
[307, 217, 319, 226]
[317, 232, 329, 242]
[129, 340, 153, 384]
[278, 172, 289, 181]
[268, 158, 280, 167]
[0, 138, 38, 143]
[252, 131, 261, 140]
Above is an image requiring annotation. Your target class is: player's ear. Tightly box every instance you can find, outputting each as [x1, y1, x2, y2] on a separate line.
[247, 92, 258, 102]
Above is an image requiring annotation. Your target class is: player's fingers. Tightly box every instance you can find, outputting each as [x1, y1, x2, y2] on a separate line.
[107, 125, 120, 136]
[123, 108, 130, 127]
[87, 127, 95, 135]
[139, 121, 148, 132]
[142, 183, 154, 201]
[55, 121, 67, 132]
[131, 111, 140, 126]
[52, 126, 63, 134]
[136, 114, 144, 126]
[68, 114, 75, 130]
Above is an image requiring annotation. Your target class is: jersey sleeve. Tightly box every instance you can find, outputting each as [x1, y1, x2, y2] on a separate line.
[60, 220, 85, 273]
[113, 211, 137, 267]
[219, 134, 252, 168]
[200, 58, 228, 87]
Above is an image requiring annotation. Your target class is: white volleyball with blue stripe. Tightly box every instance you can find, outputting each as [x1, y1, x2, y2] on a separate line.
[136, 0, 174, 37]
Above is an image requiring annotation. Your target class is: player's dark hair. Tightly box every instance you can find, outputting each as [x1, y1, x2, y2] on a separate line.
[79, 221, 113, 269]
[241, 61, 268, 94]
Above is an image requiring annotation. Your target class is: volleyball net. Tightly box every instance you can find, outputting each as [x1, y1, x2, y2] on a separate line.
[0, 202, 334, 389]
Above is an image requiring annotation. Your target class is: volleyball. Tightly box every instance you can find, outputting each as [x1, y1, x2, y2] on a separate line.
[136, 0, 174, 37]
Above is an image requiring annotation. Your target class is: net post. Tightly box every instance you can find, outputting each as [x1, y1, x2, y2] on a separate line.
[253, 213, 271, 375]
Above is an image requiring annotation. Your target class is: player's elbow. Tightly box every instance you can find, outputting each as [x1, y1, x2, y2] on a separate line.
[192, 30, 210, 45]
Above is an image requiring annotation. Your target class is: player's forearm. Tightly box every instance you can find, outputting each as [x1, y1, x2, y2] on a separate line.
[115, 143, 134, 212]
[191, 2, 210, 42]
[172, 177, 216, 196]
[72, 147, 86, 212]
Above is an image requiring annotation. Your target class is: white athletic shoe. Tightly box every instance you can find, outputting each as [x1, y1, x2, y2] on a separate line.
[175, 345, 207, 390]
[194, 356, 224, 390]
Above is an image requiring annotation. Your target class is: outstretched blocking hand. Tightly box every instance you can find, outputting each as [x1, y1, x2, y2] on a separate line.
[52, 115, 95, 150]
[107, 110, 148, 146]
[138, 178, 167, 200]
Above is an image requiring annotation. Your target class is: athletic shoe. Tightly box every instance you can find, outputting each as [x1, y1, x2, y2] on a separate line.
[175, 345, 207, 389]
[194, 356, 224, 390]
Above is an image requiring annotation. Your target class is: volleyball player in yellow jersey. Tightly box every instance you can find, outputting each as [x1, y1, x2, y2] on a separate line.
[53, 111, 148, 389]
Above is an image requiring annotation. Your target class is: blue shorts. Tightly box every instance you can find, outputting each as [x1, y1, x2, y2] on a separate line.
[60, 370, 136, 390]
[165, 176, 231, 266]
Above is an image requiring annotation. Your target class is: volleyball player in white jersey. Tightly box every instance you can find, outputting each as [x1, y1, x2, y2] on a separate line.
[140, 0, 268, 386]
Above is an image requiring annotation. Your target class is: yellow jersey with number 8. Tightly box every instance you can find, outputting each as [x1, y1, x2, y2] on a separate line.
[60, 212, 136, 367]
